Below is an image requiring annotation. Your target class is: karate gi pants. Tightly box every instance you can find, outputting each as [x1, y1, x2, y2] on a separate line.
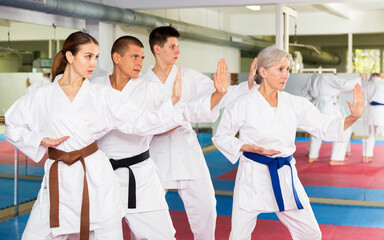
[309, 135, 348, 161]
[363, 125, 384, 157]
[124, 209, 176, 240]
[165, 177, 217, 240]
[21, 197, 123, 240]
[229, 190, 321, 240]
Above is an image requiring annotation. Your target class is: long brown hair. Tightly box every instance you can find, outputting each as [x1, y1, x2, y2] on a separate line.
[51, 31, 98, 81]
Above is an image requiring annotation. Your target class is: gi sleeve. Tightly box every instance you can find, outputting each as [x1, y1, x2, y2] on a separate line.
[181, 69, 250, 123]
[293, 95, 351, 142]
[5, 93, 47, 162]
[212, 100, 247, 164]
[215, 81, 250, 109]
[176, 69, 219, 123]
[105, 88, 184, 136]
[302, 78, 314, 102]
[330, 75, 361, 93]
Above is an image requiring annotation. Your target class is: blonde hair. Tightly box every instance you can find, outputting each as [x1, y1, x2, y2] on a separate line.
[254, 46, 292, 84]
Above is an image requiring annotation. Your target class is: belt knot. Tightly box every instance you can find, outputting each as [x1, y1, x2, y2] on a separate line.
[48, 141, 98, 240]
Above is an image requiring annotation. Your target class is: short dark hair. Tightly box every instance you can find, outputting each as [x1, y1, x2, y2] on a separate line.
[149, 26, 180, 55]
[111, 36, 144, 61]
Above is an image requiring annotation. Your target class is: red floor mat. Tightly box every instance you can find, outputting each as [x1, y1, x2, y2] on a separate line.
[122, 210, 384, 240]
[215, 142, 384, 190]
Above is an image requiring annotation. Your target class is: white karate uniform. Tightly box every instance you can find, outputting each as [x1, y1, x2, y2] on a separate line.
[91, 74, 176, 240]
[5, 75, 183, 240]
[363, 77, 384, 157]
[212, 89, 352, 240]
[141, 65, 249, 240]
[302, 74, 360, 161]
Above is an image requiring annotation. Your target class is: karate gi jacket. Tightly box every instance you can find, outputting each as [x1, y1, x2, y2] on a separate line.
[213, 89, 352, 211]
[91, 74, 172, 213]
[141, 65, 250, 187]
[366, 77, 384, 126]
[5, 75, 183, 235]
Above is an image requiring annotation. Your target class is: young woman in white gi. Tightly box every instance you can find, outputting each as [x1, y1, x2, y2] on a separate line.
[212, 46, 364, 240]
[302, 73, 361, 165]
[142, 26, 255, 240]
[362, 73, 384, 162]
[5, 31, 183, 240]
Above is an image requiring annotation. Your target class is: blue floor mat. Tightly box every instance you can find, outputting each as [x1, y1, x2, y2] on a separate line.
[0, 164, 44, 177]
[204, 150, 238, 178]
[304, 186, 384, 202]
[197, 132, 212, 148]
[0, 133, 5, 142]
[0, 178, 41, 209]
[0, 214, 29, 240]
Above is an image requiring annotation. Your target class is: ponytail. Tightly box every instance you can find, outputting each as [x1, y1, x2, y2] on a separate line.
[51, 51, 67, 81]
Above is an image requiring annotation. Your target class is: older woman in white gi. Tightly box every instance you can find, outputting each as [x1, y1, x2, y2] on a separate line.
[363, 73, 384, 162]
[5, 32, 183, 240]
[212, 46, 364, 240]
[302, 73, 361, 165]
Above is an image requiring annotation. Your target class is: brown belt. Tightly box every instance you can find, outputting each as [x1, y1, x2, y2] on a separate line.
[48, 141, 98, 240]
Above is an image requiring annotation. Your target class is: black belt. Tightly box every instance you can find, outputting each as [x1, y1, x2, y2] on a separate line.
[109, 150, 150, 208]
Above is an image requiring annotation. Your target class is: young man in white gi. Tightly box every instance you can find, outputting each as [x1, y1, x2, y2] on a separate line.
[363, 73, 384, 162]
[302, 73, 361, 165]
[140, 26, 255, 240]
[91, 36, 179, 239]
[91, 35, 231, 239]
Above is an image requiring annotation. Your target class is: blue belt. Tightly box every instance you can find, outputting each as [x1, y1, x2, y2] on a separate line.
[243, 151, 303, 212]
[370, 101, 384, 106]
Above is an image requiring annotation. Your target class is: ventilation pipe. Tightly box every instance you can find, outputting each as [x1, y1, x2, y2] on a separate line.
[0, 0, 341, 65]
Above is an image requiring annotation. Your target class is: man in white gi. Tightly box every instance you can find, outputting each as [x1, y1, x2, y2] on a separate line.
[91, 36, 178, 239]
[302, 73, 361, 165]
[141, 26, 254, 240]
[92, 35, 231, 239]
[362, 73, 384, 162]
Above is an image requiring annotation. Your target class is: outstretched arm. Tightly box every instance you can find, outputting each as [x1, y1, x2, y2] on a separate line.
[344, 83, 365, 130]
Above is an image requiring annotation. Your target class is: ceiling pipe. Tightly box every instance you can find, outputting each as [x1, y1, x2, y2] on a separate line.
[0, 0, 341, 65]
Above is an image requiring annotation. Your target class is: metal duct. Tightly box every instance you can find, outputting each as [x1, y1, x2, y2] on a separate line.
[0, 0, 341, 65]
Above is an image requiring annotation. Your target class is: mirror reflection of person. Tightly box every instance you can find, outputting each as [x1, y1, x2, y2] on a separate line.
[302, 73, 361, 165]
[26, 72, 51, 93]
[362, 73, 384, 163]
[213, 46, 364, 240]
